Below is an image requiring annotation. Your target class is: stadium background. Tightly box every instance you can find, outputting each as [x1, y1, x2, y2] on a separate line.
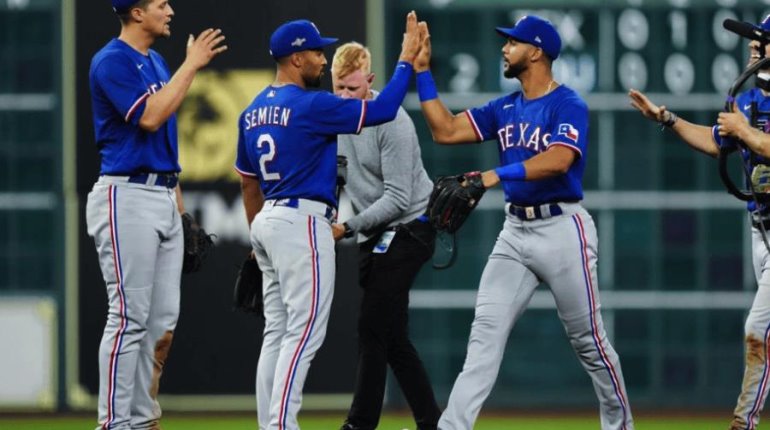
[2, 0, 768, 421]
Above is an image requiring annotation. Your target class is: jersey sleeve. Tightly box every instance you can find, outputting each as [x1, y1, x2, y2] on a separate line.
[712, 125, 725, 147]
[234, 113, 258, 177]
[546, 98, 589, 157]
[92, 54, 151, 125]
[309, 91, 367, 135]
[465, 98, 500, 142]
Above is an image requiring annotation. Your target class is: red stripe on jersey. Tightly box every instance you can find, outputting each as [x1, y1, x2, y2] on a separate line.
[234, 166, 258, 177]
[356, 100, 368, 134]
[125, 92, 150, 122]
[464, 110, 483, 141]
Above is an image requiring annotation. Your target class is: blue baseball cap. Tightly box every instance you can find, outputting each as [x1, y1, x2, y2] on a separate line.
[269, 20, 338, 59]
[111, 0, 138, 14]
[496, 15, 562, 60]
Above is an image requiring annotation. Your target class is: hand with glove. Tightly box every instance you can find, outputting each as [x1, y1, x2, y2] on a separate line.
[427, 171, 488, 233]
[233, 253, 263, 316]
[181, 212, 215, 274]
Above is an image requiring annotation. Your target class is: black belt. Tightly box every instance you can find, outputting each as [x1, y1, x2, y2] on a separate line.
[753, 218, 770, 230]
[127, 172, 179, 188]
[508, 203, 563, 220]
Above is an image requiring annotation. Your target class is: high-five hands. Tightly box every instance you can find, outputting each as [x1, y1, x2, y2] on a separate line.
[414, 22, 431, 72]
[399, 11, 429, 65]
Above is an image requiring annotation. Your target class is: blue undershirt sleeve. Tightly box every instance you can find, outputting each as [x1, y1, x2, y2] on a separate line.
[363, 61, 414, 126]
[495, 162, 526, 181]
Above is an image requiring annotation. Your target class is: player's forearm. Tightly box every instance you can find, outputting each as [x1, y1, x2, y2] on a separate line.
[364, 62, 413, 126]
[736, 126, 770, 158]
[492, 146, 574, 185]
[240, 177, 264, 227]
[174, 184, 185, 214]
[522, 157, 572, 180]
[139, 62, 198, 132]
[669, 119, 720, 157]
[420, 100, 462, 144]
[242, 196, 263, 227]
[416, 71, 476, 144]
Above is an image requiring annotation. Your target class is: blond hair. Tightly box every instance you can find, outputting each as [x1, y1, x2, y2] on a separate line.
[332, 42, 372, 79]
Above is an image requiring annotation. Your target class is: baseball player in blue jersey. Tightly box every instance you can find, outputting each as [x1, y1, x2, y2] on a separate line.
[235, 13, 424, 430]
[86, 1, 225, 429]
[414, 16, 634, 430]
[630, 15, 770, 430]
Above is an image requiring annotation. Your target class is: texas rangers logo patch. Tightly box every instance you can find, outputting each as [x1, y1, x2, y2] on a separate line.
[558, 123, 579, 142]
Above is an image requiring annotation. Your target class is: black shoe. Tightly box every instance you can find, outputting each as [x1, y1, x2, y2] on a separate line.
[340, 423, 360, 430]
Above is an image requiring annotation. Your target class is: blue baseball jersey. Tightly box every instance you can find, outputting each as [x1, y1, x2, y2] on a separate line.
[235, 85, 366, 207]
[89, 38, 180, 175]
[466, 85, 588, 205]
[712, 87, 770, 212]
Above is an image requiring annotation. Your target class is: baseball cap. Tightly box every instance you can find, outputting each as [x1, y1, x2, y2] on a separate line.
[111, 0, 138, 14]
[496, 15, 562, 60]
[269, 19, 338, 59]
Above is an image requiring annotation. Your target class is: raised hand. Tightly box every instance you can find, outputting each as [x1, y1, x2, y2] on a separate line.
[628, 89, 667, 123]
[185, 28, 228, 70]
[414, 21, 432, 72]
[399, 11, 421, 64]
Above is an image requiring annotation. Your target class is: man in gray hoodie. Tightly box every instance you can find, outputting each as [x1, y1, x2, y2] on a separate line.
[331, 42, 440, 430]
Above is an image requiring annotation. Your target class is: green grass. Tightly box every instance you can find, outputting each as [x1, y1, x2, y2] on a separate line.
[0, 413, 726, 430]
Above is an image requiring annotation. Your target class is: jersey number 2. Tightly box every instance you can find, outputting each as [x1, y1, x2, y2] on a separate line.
[257, 134, 281, 181]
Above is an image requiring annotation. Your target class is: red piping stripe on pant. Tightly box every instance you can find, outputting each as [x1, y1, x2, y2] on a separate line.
[279, 216, 321, 430]
[103, 185, 129, 430]
[573, 214, 629, 430]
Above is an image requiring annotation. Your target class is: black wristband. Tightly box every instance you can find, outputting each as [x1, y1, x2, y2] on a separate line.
[343, 222, 354, 238]
[660, 111, 678, 128]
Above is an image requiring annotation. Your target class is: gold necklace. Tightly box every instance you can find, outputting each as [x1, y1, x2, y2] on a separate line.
[526, 80, 556, 99]
[544, 80, 555, 96]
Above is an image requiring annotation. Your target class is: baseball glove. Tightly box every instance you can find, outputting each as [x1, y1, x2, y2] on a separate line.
[427, 171, 486, 233]
[233, 254, 263, 315]
[181, 212, 214, 274]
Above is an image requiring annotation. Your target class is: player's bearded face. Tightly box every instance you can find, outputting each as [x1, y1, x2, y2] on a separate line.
[302, 50, 327, 88]
[502, 39, 527, 79]
[504, 57, 527, 78]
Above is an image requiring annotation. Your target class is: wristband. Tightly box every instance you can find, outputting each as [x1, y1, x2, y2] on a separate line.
[495, 162, 526, 181]
[660, 111, 678, 128]
[342, 222, 355, 238]
[416, 71, 438, 102]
